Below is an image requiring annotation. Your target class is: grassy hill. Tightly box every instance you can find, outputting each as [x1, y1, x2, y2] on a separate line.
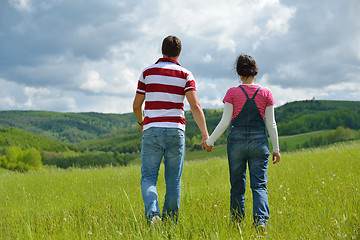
[0, 100, 359, 168]
[0, 100, 359, 144]
[275, 99, 360, 123]
[0, 127, 74, 154]
[275, 100, 360, 135]
[0, 111, 137, 143]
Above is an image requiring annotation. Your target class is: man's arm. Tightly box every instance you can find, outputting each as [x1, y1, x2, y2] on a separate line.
[133, 93, 145, 131]
[185, 90, 209, 143]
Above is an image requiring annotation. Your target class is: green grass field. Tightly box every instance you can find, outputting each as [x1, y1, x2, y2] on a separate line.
[1, 141, 359, 239]
[278, 130, 332, 150]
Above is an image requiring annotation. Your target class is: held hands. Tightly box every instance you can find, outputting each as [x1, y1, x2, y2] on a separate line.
[201, 137, 214, 152]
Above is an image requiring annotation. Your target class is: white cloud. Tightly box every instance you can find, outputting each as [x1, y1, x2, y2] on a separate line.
[0, 78, 78, 111]
[324, 82, 360, 100]
[80, 96, 133, 114]
[202, 54, 213, 63]
[1, 0, 359, 113]
[8, 0, 34, 13]
[252, 0, 296, 50]
[0, 78, 26, 110]
[76, 58, 139, 96]
[275, 62, 306, 80]
[80, 71, 107, 94]
[265, 2, 295, 34]
[24, 86, 77, 111]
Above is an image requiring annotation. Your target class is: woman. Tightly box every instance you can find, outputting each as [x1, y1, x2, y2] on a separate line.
[202, 54, 280, 232]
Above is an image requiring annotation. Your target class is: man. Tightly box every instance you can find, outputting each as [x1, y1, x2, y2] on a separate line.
[133, 35, 209, 225]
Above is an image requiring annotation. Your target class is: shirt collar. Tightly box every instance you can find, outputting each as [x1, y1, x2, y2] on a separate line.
[155, 58, 181, 66]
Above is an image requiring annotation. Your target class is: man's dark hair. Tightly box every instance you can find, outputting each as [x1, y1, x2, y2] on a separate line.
[162, 36, 182, 58]
[236, 54, 259, 77]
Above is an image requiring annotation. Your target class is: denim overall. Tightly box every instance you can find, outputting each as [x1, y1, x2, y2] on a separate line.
[227, 86, 270, 226]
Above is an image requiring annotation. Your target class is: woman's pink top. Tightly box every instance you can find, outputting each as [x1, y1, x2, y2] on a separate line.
[223, 84, 275, 120]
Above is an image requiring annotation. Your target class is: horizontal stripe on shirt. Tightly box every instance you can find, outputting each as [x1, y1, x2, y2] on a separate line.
[146, 83, 185, 95]
[143, 122, 186, 131]
[144, 109, 185, 119]
[144, 74, 187, 87]
[144, 116, 186, 125]
[184, 83, 196, 92]
[136, 89, 145, 95]
[145, 101, 184, 110]
[145, 92, 185, 103]
[137, 80, 146, 89]
[138, 85, 195, 96]
[143, 67, 189, 80]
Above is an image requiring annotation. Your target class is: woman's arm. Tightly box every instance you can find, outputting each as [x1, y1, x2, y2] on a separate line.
[265, 105, 280, 153]
[265, 105, 281, 164]
[205, 102, 233, 146]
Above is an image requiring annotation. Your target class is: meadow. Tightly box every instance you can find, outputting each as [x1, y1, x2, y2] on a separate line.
[0, 141, 359, 239]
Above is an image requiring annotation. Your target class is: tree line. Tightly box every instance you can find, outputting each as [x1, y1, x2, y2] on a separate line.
[42, 151, 136, 169]
[297, 126, 358, 150]
[0, 147, 42, 172]
[0, 100, 360, 171]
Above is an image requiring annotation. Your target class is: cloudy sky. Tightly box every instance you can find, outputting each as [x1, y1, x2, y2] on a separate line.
[1, 0, 359, 114]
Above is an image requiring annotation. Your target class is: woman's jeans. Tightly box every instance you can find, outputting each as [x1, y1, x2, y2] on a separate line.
[140, 127, 185, 221]
[227, 127, 270, 225]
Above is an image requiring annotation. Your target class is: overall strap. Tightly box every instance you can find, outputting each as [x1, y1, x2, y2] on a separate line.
[252, 87, 261, 99]
[238, 86, 261, 99]
[238, 85, 249, 99]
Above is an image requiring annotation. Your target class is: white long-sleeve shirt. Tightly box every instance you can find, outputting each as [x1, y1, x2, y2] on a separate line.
[206, 102, 280, 153]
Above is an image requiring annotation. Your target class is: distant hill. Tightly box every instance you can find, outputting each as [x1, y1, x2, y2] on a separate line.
[1, 100, 359, 169]
[77, 100, 360, 153]
[274, 100, 360, 135]
[0, 100, 359, 153]
[275, 100, 360, 123]
[0, 127, 73, 154]
[0, 111, 137, 143]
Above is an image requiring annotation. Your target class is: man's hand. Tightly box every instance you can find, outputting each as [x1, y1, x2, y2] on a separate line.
[272, 152, 281, 164]
[133, 93, 145, 132]
[201, 138, 214, 152]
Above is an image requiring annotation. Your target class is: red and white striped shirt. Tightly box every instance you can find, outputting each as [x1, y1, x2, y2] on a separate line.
[136, 58, 196, 131]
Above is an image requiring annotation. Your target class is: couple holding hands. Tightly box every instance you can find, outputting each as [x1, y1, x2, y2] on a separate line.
[133, 35, 280, 232]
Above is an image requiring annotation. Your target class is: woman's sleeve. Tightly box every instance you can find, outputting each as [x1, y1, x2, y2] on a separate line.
[265, 105, 280, 153]
[206, 102, 233, 146]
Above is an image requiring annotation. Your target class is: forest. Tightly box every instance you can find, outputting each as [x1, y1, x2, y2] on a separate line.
[0, 100, 359, 171]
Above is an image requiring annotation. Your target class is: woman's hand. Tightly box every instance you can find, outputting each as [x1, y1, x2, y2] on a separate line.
[272, 152, 281, 164]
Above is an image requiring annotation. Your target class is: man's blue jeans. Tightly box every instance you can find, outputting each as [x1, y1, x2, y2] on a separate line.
[140, 127, 185, 221]
[227, 128, 270, 225]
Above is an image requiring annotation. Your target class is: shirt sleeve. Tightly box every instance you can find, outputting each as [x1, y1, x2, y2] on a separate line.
[266, 89, 275, 106]
[222, 88, 233, 104]
[265, 105, 280, 153]
[206, 102, 233, 146]
[184, 72, 196, 92]
[136, 73, 146, 95]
